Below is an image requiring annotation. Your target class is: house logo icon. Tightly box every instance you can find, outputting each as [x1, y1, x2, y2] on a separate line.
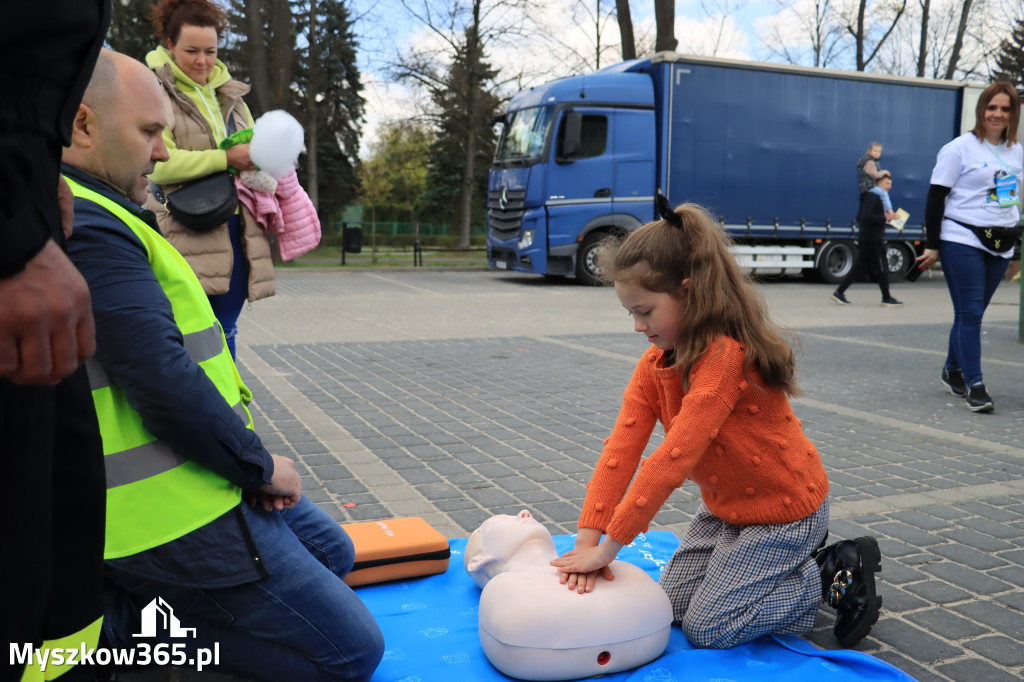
[133, 597, 197, 638]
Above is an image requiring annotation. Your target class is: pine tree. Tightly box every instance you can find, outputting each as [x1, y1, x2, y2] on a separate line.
[992, 18, 1024, 92]
[107, 0, 160, 62]
[222, 0, 364, 221]
[418, 27, 500, 244]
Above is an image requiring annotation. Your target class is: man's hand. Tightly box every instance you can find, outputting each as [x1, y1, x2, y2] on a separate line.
[0, 240, 95, 384]
[885, 210, 899, 222]
[256, 453, 302, 511]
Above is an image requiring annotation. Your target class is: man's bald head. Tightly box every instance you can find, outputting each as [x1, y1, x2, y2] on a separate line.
[81, 50, 120, 115]
[82, 50, 161, 116]
[65, 49, 169, 204]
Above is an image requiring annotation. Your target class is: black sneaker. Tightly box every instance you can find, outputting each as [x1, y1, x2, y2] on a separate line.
[831, 291, 851, 305]
[816, 536, 883, 648]
[940, 367, 966, 397]
[880, 296, 903, 307]
[965, 383, 994, 413]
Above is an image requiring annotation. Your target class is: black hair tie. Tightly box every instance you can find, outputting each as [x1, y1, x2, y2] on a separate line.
[656, 191, 683, 229]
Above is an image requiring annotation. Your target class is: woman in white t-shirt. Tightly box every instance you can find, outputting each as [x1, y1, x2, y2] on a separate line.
[915, 82, 1023, 413]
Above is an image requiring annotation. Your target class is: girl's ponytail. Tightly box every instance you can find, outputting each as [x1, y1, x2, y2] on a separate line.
[600, 200, 799, 396]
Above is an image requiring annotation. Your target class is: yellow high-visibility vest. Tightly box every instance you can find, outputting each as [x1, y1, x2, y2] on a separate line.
[65, 176, 250, 559]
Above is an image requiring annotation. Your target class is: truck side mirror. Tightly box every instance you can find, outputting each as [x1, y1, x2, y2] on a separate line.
[557, 112, 582, 163]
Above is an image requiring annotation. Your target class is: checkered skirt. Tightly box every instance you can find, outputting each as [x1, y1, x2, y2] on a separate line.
[658, 496, 830, 648]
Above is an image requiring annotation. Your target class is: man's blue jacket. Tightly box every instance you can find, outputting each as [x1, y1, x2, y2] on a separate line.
[64, 163, 274, 587]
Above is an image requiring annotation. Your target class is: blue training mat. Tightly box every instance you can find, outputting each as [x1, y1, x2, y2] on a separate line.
[356, 531, 916, 682]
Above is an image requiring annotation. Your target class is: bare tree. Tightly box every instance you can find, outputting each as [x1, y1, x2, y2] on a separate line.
[533, 0, 620, 72]
[856, 0, 1024, 82]
[916, 0, 930, 76]
[692, 0, 748, 57]
[943, 0, 974, 78]
[393, 0, 532, 247]
[974, 0, 1024, 78]
[846, 0, 908, 71]
[654, 0, 677, 52]
[616, 0, 636, 60]
[919, 0, 984, 79]
[759, 0, 847, 68]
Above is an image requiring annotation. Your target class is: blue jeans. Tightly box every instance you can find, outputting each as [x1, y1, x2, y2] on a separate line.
[207, 215, 248, 360]
[940, 240, 1009, 387]
[104, 498, 384, 682]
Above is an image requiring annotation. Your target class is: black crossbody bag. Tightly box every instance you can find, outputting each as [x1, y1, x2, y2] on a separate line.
[149, 117, 239, 233]
[949, 218, 1021, 253]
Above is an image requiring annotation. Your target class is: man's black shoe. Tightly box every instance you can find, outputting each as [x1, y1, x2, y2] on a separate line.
[965, 383, 994, 413]
[940, 367, 966, 397]
[816, 536, 882, 648]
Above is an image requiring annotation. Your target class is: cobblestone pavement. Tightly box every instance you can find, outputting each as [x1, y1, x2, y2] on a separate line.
[212, 270, 1022, 681]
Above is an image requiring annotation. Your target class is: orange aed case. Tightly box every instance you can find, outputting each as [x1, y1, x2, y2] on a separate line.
[341, 517, 451, 587]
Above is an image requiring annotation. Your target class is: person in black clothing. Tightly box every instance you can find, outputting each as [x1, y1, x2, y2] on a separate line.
[1, 3, 110, 681]
[831, 174, 903, 307]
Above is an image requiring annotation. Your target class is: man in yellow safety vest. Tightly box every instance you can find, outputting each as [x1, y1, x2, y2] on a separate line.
[61, 50, 383, 682]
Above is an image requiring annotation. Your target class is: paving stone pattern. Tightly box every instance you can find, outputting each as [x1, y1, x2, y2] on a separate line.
[238, 312, 1024, 682]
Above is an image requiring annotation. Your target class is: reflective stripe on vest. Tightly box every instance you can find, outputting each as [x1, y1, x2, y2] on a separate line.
[65, 176, 249, 559]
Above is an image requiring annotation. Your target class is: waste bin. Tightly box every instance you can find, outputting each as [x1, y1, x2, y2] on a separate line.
[342, 222, 363, 254]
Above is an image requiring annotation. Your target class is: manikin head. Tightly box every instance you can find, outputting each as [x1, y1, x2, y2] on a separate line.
[464, 510, 557, 588]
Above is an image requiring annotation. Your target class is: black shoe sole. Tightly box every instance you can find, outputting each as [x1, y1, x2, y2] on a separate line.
[835, 536, 882, 648]
[966, 400, 994, 413]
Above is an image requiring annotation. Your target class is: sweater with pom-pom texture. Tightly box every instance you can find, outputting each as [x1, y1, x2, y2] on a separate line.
[578, 336, 829, 546]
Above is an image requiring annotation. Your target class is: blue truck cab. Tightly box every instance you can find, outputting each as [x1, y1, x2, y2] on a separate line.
[487, 62, 657, 284]
[487, 53, 979, 285]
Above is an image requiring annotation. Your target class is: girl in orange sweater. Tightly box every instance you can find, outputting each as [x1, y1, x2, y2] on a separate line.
[551, 199, 882, 649]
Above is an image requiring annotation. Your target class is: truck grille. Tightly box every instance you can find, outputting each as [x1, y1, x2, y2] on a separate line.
[487, 189, 527, 241]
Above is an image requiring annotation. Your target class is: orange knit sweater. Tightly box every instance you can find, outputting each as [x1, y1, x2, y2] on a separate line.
[578, 337, 829, 546]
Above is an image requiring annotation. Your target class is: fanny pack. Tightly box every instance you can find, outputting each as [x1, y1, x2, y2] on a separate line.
[151, 172, 237, 233]
[148, 115, 240, 233]
[949, 218, 1021, 253]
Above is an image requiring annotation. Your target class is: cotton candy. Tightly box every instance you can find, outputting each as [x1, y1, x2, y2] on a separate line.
[250, 110, 306, 180]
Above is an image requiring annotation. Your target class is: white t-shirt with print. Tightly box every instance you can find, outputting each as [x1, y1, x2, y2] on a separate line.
[930, 132, 1024, 257]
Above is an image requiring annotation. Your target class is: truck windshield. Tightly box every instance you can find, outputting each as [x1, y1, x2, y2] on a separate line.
[494, 106, 554, 163]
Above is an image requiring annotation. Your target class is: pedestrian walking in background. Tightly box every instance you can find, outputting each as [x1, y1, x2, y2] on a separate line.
[915, 82, 1023, 413]
[831, 174, 903, 307]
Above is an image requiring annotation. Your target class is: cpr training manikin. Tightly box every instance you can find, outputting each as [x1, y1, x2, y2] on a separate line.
[465, 510, 673, 681]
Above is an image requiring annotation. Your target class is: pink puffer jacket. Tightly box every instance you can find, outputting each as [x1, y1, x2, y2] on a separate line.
[236, 168, 321, 261]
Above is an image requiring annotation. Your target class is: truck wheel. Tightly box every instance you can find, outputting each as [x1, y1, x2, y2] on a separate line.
[575, 232, 607, 286]
[886, 242, 916, 279]
[816, 240, 857, 284]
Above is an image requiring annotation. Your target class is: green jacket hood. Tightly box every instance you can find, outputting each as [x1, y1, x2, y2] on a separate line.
[145, 45, 231, 91]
